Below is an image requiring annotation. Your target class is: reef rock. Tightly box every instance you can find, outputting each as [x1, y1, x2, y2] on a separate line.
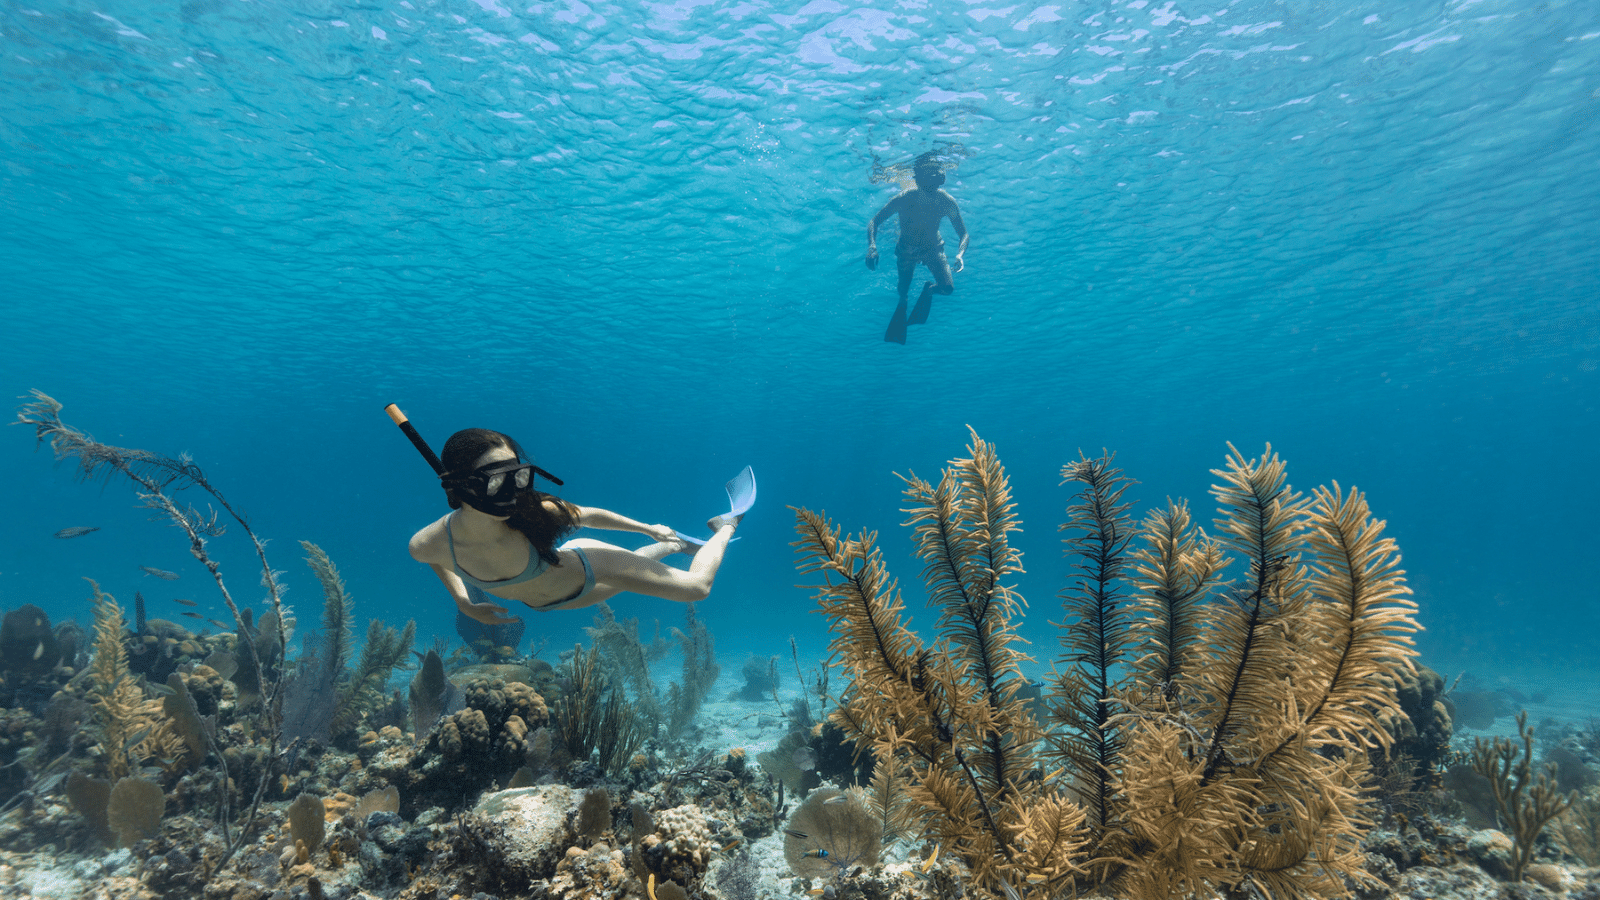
[471, 785, 580, 883]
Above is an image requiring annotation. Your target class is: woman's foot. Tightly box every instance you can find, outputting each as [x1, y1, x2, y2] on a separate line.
[707, 513, 743, 533]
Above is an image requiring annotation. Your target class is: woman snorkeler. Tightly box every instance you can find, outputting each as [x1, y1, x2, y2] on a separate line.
[408, 428, 744, 625]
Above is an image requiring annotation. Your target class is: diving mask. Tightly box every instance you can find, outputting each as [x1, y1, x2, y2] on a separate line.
[443, 458, 564, 514]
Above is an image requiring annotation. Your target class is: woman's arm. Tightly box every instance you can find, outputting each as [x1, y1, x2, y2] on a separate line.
[429, 563, 518, 625]
[573, 505, 677, 543]
[409, 517, 518, 625]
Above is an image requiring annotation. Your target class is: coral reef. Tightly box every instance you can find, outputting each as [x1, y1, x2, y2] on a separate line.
[408, 648, 458, 742]
[369, 678, 550, 815]
[8, 393, 1599, 900]
[19, 392, 293, 871]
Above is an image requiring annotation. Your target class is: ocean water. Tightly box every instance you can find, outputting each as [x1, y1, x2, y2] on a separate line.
[2, 0, 1597, 717]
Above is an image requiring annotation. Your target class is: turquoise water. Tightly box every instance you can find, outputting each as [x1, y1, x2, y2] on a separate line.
[3, 0, 1597, 687]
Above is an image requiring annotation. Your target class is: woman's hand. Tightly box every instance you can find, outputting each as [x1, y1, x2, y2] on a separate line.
[643, 523, 678, 543]
[461, 596, 518, 625]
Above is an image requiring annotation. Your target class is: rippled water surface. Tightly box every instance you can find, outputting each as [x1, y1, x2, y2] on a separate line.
[3, 0, 1597, 674]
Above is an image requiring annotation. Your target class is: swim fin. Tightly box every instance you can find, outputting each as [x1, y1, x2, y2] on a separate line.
[723, 465, 757, 518]
[884, 297, 908, 344]
[908, 286, 933, 325]
[682, 466, 757, 540]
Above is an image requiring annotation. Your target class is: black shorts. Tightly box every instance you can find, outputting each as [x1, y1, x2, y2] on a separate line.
[896, 243, 947, 268]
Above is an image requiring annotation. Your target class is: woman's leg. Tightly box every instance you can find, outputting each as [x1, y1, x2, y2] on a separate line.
[556, 537, 680, 606]
[563, 525, 736, 605]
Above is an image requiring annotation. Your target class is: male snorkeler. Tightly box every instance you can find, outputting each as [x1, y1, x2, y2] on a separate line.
[866, 152, 969, 344]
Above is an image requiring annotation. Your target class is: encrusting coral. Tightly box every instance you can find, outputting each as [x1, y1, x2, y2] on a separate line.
[794, 431, 1421, 900]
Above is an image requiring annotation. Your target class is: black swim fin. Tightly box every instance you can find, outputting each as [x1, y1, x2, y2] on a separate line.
[884, 297, 908, 344]
[908, 286, 933, 325]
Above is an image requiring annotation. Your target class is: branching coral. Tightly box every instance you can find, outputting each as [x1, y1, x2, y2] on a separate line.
[87, 581, 146, 781]
[796, 429, 1085, 895]
[1471, 712, 1573, 881]
[1050, 452, 1138, 839]
[795, 434, 1420, 900]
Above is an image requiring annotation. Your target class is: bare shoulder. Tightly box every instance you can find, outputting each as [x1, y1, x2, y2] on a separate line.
[408, 513, 452, 563]
[938, 188, 961, 210]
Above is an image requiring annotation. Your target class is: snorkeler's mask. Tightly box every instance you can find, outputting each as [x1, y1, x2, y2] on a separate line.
[442, 459, 563, 515]
[913, 156, 946, 188]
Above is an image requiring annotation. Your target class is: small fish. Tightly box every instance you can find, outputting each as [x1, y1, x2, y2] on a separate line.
[54, 526, 100, 539]
[1025, 874, 1048, 884]
[206, 617, 230, 630]
[718, 838, 741, 852]
[800, 849, 830, 859]
[140, 566, 179, 580]
[172, 598, 197, 607]
[824, 794, 849, 805]
[784, 828, 809, 840]
[1001, 883, 1023, 900]
[921, 844, 941, 872]
[181, 612, 205, 620]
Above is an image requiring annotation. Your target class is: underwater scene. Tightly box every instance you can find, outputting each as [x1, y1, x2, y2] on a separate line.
[2, 0, 1598, 898]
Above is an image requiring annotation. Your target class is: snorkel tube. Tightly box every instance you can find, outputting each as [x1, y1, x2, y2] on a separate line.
[384, 404, 566, 490]
[384, 403, 445, 475]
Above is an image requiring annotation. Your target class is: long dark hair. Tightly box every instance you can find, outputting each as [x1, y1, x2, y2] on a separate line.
[440, 428, 578, 567]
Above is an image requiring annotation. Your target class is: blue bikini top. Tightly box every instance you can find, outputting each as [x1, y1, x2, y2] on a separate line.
[445, 516, 549, 589]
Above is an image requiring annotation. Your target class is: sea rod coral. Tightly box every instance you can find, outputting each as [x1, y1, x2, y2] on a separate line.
[794, 430, 1419, 900]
